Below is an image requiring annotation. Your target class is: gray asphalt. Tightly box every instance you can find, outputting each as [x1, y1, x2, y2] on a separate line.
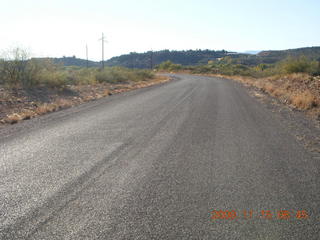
[0, 74, 319, 239]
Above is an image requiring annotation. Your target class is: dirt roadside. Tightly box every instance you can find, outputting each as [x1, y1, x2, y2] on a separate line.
[207, 73, 320, 121]
[0, 75, 170, 126]
[203, 73, 320, 154]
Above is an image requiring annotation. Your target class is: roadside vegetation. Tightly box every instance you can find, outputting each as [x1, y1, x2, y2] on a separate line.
[157, 56, 320, 77]
[156, 56, 320, 118]
[0, 48, 166, 125]
[0, 48, 155, 88]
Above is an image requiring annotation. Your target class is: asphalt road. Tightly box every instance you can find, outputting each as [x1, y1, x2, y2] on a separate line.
[0, 74, 319, 239]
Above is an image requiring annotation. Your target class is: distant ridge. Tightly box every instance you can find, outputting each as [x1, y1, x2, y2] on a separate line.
[242, 50, 262, 55]
[36, 46, 320, 68]
[105, 49, 232, 68]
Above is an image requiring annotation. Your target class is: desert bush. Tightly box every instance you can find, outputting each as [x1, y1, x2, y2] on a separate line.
[192, 65, 215, 74]
[96, 67, 130, 83]
[180, 55, 320, 79]
[65, 67, 97, 85]
[133, 69, 154, 81]
[197, 63, 252, 76]
[34, 69, 68, 88]
[157, 61, 182, 71]
[95, 67, 154, 83]
[281, 56, 318, 75]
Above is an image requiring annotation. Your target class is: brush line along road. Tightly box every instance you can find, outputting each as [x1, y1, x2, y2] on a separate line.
[0, 74, 319, 239]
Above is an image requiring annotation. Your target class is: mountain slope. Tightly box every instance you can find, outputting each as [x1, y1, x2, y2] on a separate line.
[105, 49, 232, 68]
[35, 47, 320, 68]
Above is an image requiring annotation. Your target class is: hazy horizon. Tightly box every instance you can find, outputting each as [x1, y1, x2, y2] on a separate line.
[27, 46, 320, 62]
[1, 0, 319, 61]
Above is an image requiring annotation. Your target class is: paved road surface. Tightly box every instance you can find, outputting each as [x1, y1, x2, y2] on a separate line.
[0, 74, 319, 239]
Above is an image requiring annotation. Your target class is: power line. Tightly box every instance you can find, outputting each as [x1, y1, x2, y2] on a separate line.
[99, 33, 108, 69]
[86, 44, 88, 68]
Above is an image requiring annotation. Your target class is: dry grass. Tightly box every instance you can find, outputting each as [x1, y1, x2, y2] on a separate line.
[261, 82, 276, 94]
[220, 74, 319, 111]
[2, 100, 74, 124]
[102, 89, 110, 97]
[290, 90, 318, 110]
[35, 103, 57, 115]
[197, 72, 320, 119]
[54, 99, 73, 108]
[20, 110, 35, 120]
[3, 113, 22, 124]
[0, 75, 171, 126]
[257, 75, 319, 111]
[3, 110, 35, 124]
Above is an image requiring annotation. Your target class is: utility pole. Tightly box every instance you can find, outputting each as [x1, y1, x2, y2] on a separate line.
[99, 33, 107, 69]
[86, 44, 89, 68]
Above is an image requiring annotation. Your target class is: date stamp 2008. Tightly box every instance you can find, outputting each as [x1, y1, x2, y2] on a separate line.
[209, 209, 309, 221]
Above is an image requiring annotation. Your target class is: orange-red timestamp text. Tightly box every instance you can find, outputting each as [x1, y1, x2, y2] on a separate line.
[210, 210, 309, 221]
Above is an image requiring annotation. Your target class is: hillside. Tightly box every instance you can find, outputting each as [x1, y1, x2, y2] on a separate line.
[36, 47, 320, 68]
[231, 47, 320, 65]
[105, 47, 320, 68]
[53, 56, 100, 67]
[105, 49, 232, 68]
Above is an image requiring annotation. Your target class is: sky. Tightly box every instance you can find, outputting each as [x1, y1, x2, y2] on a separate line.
[1, 0, 319, 61]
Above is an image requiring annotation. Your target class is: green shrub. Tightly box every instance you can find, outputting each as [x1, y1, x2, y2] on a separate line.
[281, 56, 318, 74]
[65, 68, 97, 85]
[96, 67, 129, 83]
[0, 49, 68, 88]
[157, 61, 182, 71]
[34, 69, 68, 88]
[95, 67, 154, 83]
[186, 55, 320, 78]
[191, 65, 216, 74]
[133, 69, 154, 81]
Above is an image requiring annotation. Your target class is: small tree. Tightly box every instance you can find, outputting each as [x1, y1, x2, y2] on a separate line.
[0, 48, 30, 87]
[0, 48, 65, 88]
